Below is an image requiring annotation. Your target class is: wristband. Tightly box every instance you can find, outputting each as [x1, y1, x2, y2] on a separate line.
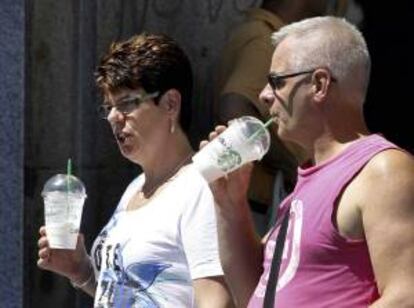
[70, 260, 95, 289]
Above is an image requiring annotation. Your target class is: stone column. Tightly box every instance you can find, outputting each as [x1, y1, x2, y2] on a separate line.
[0, 1, 25, 307]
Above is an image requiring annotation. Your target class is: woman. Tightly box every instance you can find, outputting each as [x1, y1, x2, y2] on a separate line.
[37, 33, 233, 307]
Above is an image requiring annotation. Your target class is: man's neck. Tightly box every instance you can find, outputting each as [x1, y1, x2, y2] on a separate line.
[311, 130, 369, 165]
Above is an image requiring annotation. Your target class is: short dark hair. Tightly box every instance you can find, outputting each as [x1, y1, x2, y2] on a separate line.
[95, 33, 193, 132]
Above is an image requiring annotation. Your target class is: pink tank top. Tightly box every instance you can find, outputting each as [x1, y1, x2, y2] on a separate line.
[248, 134, 399, 307]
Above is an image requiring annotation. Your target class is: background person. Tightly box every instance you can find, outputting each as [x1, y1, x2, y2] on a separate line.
[38, 33, 233, 308]
[207, 16, 414, 307]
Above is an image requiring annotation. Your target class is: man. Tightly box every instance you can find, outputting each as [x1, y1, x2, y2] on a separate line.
[214, 0, 348, 234]
[208, 16, 414, 307]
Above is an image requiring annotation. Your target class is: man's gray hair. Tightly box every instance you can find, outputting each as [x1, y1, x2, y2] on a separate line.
[271, 16, 370, 91]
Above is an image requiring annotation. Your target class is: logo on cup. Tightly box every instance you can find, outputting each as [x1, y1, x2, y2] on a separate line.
[217, 137, 242, 172]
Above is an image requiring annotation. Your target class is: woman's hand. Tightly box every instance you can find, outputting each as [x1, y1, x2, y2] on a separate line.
[37, 226, 91, 283]
[199, 125, 253, 210]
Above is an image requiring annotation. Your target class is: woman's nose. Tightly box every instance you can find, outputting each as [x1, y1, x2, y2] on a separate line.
[107, 107, 124, 124]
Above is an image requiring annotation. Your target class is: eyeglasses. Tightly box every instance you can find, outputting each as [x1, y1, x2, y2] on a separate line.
[267, 69, 337, 91]
[97, 91, 159, 119]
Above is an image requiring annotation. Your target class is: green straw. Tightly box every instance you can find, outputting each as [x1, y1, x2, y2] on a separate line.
[67, 158, 72, 177]
[66, 158, 72, 193]
[66, 158, 73, 222]
[248, 117, 275, 142]
[263, 117, 275, 129]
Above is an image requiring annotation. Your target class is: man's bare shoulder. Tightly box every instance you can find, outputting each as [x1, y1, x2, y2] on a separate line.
[345, 148, 414, 221]
[361, 148, 414, 184]
[354, 148, 414, 222]
[335, 149, 413, 239]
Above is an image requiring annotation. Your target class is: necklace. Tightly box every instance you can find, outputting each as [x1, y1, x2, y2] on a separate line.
[141, 151, 194, 198]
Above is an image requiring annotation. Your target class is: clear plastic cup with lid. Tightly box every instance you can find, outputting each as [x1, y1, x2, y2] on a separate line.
[192, 116, 271, 182]
[42, 173, 87, 249]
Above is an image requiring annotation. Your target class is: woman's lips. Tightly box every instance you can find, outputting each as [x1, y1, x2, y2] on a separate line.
[115, 131, 129, 144]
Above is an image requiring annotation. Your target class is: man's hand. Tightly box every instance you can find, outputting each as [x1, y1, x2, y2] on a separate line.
[200, 125, 253, 210]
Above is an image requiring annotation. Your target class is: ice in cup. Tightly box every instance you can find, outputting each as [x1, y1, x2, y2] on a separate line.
[42, 174, 87, 249]
[192, 116, 271, 183]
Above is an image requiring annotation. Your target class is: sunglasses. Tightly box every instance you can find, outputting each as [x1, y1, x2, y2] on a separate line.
[267, 69, 337, 91]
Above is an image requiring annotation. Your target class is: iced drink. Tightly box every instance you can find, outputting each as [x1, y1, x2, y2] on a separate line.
[42, 174, 86, 249]
[192, 116, 271, 183]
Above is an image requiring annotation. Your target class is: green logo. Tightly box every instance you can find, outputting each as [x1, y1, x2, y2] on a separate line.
[216, 137, 242, 172]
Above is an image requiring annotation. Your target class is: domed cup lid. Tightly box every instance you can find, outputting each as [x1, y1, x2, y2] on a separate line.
[41, 174, 86, 198]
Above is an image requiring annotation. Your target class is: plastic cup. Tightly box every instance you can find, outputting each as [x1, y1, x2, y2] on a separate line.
[192, 116, 271, 183]
[41, 174, 87, 249]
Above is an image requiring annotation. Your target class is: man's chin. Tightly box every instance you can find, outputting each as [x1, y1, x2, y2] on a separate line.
[277, 128, 292, 142]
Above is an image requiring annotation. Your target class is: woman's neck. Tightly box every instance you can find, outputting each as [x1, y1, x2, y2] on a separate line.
[141, 131, 194, 197]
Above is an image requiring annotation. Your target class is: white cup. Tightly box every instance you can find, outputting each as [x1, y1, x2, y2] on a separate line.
[192, 116, 271, 183]
[42, 174, 87, 249]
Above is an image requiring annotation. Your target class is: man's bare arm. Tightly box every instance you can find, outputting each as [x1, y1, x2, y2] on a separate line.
[208, 157, 264, 307]
[359, 150, 414, 307]
[193, 276, 235, 308]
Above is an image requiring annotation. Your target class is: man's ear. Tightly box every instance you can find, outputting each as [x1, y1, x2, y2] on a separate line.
[159, 89, 181, 116]
[312, 69, 332, 104]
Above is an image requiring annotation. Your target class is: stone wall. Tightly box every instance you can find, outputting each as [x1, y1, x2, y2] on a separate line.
[0, 1, 25, 307]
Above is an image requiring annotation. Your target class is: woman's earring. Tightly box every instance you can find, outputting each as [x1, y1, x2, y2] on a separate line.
[170, 121, 175, 134]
